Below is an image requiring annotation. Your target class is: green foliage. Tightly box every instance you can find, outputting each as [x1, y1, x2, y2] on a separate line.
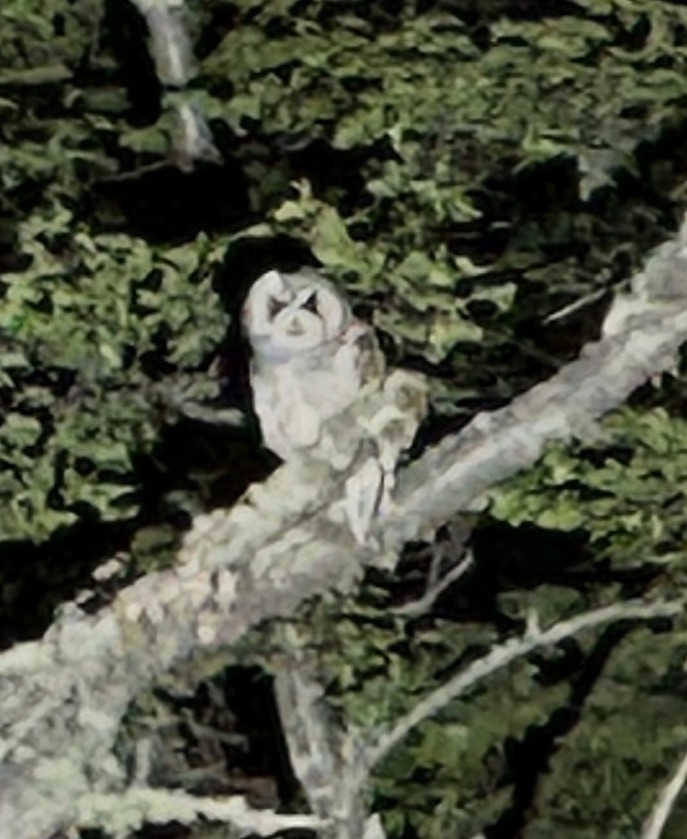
[0, 205, 228, 539]
[4, 0, 687, 836]
[193, 0, 687, 403]
[203, 0, 687, 222]
[490, 406, 687, 568]
[530, 629, 687, 839]
[0, 0, 101, 73]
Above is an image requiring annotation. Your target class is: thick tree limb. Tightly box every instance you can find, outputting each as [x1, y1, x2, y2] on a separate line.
[392, 216, 687, 545]
[273, 641, 374, 839]
[2, 225, 687, 837]
[393, 307, 687, 546]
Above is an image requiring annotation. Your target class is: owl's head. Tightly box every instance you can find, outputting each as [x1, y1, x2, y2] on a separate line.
[242, 268, 352, 360]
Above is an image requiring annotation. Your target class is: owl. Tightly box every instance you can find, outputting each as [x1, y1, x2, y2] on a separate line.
[242, 267, 426, 546]
[242, 267, 386, 461]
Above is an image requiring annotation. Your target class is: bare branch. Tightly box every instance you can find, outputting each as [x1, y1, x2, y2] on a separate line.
[365, 599, 682, 770]
[391, 213, 687, 545]
[130, 0, 194, 88]
[129, 0, 222, 168]
[391, 297, 687, 546]
[273, 633, 375, 839]
[392, 552, 474, 617]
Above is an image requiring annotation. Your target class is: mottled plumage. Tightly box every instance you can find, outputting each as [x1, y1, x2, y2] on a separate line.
[242, 267, 427, 548]
[242, 268, 385, 460]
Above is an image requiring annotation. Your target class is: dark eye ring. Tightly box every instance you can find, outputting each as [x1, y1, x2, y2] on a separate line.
[302, 292, 318, 314]
[268, 297, 287, 319]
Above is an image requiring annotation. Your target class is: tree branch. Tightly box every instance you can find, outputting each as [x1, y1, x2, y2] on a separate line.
[129, 0, 222, 169]
[78, 788, 325, 837]
[364, 599, 681, 771]
[391, 215, 687, 546]
[273, 637, 376, 839]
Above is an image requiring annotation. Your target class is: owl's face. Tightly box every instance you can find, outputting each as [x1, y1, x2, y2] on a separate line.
[242, 269, 352, 360]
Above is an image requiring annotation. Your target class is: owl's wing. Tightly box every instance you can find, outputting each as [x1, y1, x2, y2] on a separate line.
[250, 369, 290, 459]
[321, 368, 427, 550]
[333, 320, 386, 390]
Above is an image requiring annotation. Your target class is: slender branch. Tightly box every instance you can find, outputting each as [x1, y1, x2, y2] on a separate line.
[393, 553, 473, 617]
[642, 745, 687, 839]
[129, 0, 221, 169]
[365, 599, 682, 770]
[543, 287, 608, 324]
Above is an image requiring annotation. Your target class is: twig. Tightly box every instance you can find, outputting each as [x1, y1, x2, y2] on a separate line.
[543, 287, 608, 324]
[365, 599, 681, 770]
[393, 552, 473, 617]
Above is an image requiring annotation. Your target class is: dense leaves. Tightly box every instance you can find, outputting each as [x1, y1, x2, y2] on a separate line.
[0, 206, 228, 539]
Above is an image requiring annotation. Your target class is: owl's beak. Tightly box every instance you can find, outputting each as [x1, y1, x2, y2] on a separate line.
[285, 319, 305, 336]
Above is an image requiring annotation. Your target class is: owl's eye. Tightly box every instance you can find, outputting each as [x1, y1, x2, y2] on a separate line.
[268, 297, 287, 320]
[301, 292, 319, 314]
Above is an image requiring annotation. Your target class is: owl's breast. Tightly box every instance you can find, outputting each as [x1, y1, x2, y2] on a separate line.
[250, 348, 369, 460]
[286, 354, 362, 414]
